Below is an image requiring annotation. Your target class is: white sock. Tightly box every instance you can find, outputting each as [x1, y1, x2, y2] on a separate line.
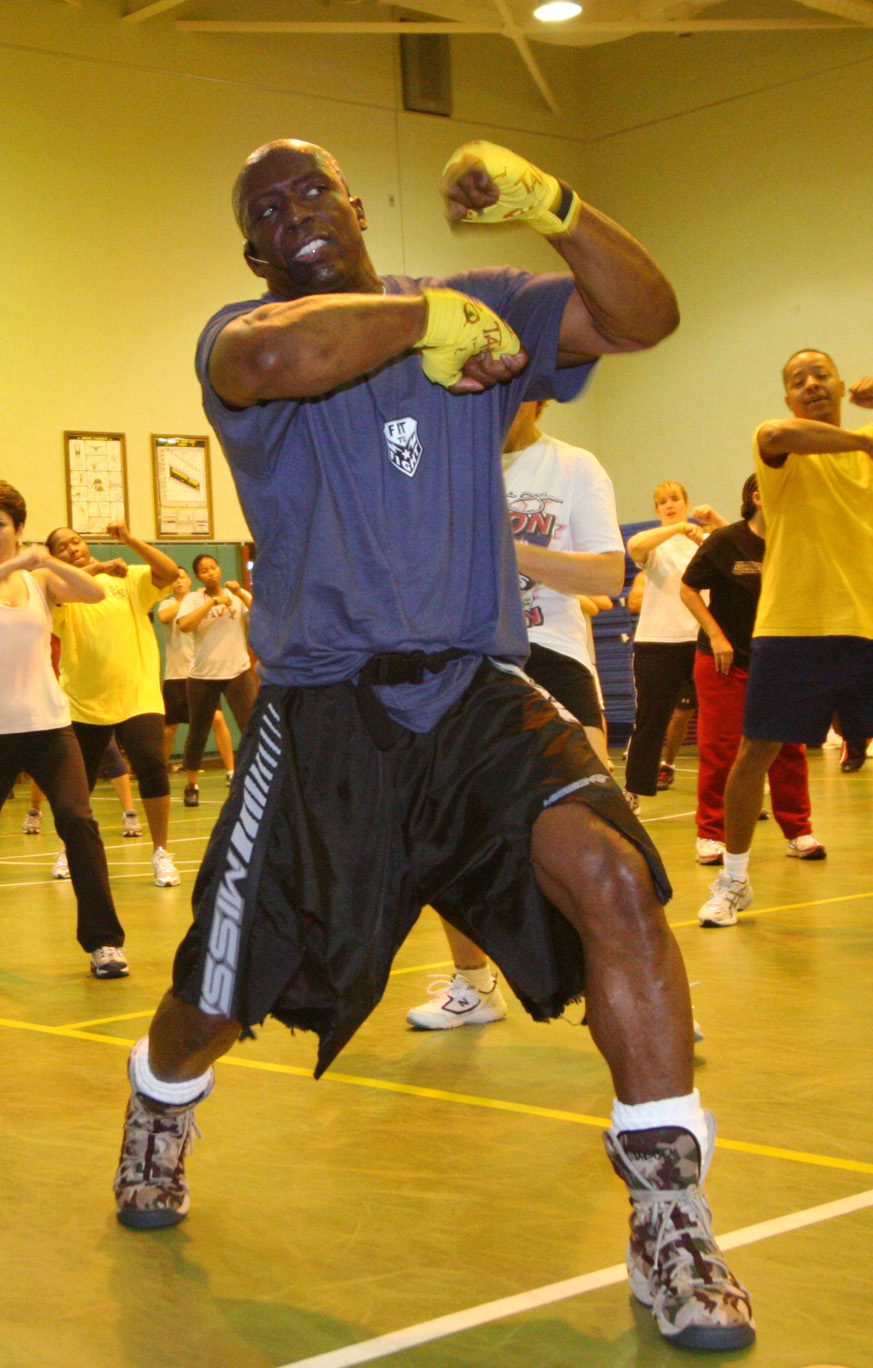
[611, 1088, 710, 1160]
[456, 963, 495, 992]
[129, 1035, 213, 1106]
[724, 851, 750, 882]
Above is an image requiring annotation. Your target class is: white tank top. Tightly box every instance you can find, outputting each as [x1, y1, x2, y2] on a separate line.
[0, 570, 70, 734]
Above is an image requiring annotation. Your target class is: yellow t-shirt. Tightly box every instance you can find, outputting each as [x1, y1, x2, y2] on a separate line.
[753, 423, 873, 639]
[53, 563, 164, 724]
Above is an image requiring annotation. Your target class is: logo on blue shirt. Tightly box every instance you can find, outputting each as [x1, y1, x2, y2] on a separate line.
[383, 418, 422, 478]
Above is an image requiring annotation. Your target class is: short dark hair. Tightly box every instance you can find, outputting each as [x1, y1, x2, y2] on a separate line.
[45, 527, 71, 554]
[0, 481, 26, 530]
[782, 349, 837, 386]
[192, 552, 217, 576]
[740, 473, 758, 521]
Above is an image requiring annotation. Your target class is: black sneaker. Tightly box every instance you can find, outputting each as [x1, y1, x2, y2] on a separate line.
[183, 784, 199, 807]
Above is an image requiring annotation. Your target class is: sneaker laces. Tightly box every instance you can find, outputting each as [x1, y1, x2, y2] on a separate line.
[633, 1186, 736, 1291]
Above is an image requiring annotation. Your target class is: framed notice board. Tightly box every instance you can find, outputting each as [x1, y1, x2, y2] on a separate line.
[152, 434, 213, 538]
[64, 430, 129, 537]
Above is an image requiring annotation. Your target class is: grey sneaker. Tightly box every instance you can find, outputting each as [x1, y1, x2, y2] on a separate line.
[114, 1067, 214, 1229]
[22, 807, 42, 835]
[407, 971, 508, 1029]
[152, 848, 180, 887]
[90, 945, 129, 978]
[51, 850, 70, 880]
[122, 810, 142, 837]
[698, 873, 752, 928]
[603, 1117, 755, 1350]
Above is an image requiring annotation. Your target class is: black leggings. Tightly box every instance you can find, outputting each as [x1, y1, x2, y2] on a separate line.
[0, 727, 124, 952]
[625, 640, 697, 796]
[183, 670, 258, 772]
[73, 713, 168, 800]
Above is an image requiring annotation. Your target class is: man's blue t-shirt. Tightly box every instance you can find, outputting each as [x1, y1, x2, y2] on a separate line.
[195, 267, 595, 731]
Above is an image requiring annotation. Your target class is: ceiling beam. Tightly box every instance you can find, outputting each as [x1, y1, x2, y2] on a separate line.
[124, 0, 189, 22]
[491, 0, 560, 113]
[791, 0, 873, 25]
[177, 16, 853, 34]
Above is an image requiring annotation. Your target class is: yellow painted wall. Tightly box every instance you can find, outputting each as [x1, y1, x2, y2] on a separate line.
[3, 0, 873, 535]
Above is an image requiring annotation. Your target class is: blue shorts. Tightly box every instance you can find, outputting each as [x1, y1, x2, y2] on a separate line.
[745, 636, 873, 744]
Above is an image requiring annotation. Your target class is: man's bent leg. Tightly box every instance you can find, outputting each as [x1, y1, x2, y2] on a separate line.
[531, 801, 692, 1103]
[723, 735, 781, 854]
[531, 801, 754, 1349]
[113, 992, 241, 1229]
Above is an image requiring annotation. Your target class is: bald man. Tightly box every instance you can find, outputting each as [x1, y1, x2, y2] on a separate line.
[112, 136, 753, 1351]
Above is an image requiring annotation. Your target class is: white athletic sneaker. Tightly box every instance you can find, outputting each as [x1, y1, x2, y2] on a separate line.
[623, 789, 641, 814]
[152, 848, 180, 887]
[22, 808, 42, 835]
[695, 838, 725, 866]
[786, 834, 827, 860]
[407, 971, 508, 1029]
[122, 810, 142, 837]
[698, 873, 753, 928]
[52, 851, 70, 880]
[90, 945, 129, 979]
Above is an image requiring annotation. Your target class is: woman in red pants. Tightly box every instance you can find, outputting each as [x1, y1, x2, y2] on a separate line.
[679, 474, 825, 865]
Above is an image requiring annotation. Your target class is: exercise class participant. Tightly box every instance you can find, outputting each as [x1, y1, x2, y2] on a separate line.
[623, 482, 725, 808]
[157, 566, 236, 785]
[47, 521, 181, 887]
[175, 553, 257, 806]
[679, 473, 825, 880]
[698, 351, 873, 926]
[112, 137, 753, 1351]
[0, 482, 128, 977]
[407, 397, 624, 1030]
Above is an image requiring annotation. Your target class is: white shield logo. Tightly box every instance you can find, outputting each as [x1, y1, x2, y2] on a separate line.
[383, 417, 422, 478]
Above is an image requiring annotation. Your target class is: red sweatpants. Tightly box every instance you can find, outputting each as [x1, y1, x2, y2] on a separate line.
[694, 650, 811, 841]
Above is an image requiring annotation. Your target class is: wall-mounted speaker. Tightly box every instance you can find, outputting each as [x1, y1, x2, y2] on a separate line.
[400, 32, 452, 117]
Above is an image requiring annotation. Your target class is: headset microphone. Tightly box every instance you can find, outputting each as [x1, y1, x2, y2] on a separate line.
[244, 243, 271, 266]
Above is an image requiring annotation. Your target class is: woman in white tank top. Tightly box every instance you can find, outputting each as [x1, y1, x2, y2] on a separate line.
[0, 481, 128, 978]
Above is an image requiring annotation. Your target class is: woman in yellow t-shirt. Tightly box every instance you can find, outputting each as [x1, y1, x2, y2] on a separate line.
[47, 521, 181, 888]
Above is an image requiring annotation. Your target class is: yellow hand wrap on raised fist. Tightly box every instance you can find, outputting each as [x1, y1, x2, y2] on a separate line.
[441, 140, 581, 237]
[418, 288, 521, 389]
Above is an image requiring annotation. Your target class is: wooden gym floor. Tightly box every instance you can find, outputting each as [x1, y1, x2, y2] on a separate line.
[0, 748, 869, 1368]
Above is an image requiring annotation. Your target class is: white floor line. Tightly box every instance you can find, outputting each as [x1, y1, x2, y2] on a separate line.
[278, 1188, 873, 1368]
[638, 808, 696, 823]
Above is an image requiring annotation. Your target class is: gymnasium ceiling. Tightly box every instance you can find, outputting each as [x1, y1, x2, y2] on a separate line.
[57, 0, 873, 111]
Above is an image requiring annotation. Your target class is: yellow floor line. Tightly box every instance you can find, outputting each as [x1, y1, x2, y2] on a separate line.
[2, 1013, 871, 1175]
[669, 887, 873, 929]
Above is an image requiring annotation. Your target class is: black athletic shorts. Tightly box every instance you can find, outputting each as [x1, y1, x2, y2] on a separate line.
[746, 635, 873, 744]
[173, 660, 671, 1076]
[525, 641, 602, 728]
[162, 678, 189, 726]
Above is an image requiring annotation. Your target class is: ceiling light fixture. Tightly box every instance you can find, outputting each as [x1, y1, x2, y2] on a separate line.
[533, 1, 582, 20]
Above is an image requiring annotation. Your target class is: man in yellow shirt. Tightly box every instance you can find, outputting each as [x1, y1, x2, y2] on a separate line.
[699, 350, 873, 926]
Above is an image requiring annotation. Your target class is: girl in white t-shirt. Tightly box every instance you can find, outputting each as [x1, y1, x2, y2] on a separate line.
[176, 553, 258, 806]
[0, 480, 128, 978]
[624, 480, 725, 803]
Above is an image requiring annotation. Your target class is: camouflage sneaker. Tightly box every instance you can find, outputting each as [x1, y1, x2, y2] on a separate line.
[603, 1117, 755, 1350]
[113, 1069, 213, 1229]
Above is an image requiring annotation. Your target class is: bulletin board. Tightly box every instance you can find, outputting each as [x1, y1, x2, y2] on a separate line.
[152, 434, 213, 538]
[64, 431, 129, 537]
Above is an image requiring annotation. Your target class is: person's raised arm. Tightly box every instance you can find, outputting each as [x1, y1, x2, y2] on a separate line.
[157, 598, 181, 624]
[12, 545, 108, 605]
[209, 291, 529, 407]
[626, 521, 702, 567]
[225, 580, 253, 610]
[756, 418, 873, 468]
[441, 140, 679, 366]
[514, 544, 624, 597]
[106, 522, 178, 589]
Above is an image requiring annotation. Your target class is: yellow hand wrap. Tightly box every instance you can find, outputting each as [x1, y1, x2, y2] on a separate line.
[418, 288, 521, 389]
[441, 140, 581, 237]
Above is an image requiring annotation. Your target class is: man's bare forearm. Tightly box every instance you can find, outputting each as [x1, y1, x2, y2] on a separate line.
[514, 544, 624, 596]
[210, 294, 428, 408]
[757, 418, 873, 464]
